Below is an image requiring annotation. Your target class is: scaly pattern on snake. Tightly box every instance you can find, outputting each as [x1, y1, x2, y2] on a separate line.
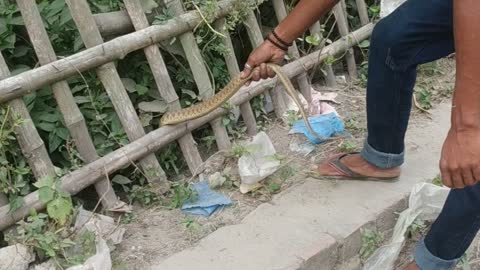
[160, 63, 338, 141]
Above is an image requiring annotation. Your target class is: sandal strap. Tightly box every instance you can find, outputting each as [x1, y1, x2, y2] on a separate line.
[329, 152, 366, 178]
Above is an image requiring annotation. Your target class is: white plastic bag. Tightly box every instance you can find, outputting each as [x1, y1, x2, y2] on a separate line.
[380, 0, 406, 17]
[363, 183, 450, 270]
[238, 132, 280, 192]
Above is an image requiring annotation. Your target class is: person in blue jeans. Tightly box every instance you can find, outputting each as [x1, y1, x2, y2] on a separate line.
[241, 0, 480, 269]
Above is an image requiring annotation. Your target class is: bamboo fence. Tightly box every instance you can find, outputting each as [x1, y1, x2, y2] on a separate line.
[0, 0, 373, 230]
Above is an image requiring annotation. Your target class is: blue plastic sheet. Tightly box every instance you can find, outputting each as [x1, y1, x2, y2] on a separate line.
[291, 113, 348, 144]
[181, 181, 232, 217]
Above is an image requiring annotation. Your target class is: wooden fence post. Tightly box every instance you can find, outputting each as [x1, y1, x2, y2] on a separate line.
[65, 0, 169, 187]
[355, 0, 370, 26]
[16, 0, 120, 208]
[243, 11, 287, 119]
[165, 0, 231, 150]
[272, 0, 312, 104]
[214, 18, 257, 136]
[0, 52, 55, 206]
[309, 22, 337, 87]
[333, 3, 358, 80]
[123, 0, 203, 174]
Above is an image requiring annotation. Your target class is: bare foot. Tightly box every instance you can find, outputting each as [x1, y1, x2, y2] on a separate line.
[312, 153, 401, 179]
[403, 261, 420, 270]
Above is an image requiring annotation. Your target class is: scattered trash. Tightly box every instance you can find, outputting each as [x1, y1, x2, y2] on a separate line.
[74, 208, 125, 245]
[363, 183, 450, 270]
[290, 113, 347, 144]
[309, 90, 340, 117]
[0, 244, 34, 270]
[289, 141, 315, 156]
[28, 260, 56, 270]
[380, 0, 406, 17]
[66, 237, 111, 270]
[182, 181, 232, 217]
[208, 172, 227, 189]
[238, 132, 281, 193]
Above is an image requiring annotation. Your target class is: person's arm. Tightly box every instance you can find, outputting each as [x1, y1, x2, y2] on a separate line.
[440, 0, 480, 188]
[241, 0, 339, 82]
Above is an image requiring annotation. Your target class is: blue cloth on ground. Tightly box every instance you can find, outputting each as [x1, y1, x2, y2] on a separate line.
[181, 181, 232, 217]
[292, 113, 348, 144]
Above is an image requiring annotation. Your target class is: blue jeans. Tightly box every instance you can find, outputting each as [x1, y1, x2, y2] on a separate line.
[359, 0, 480, 269]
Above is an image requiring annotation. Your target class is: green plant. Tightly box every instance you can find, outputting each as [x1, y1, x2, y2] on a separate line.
[415, 87, 433, 110]
[359, 228, 383, 260]
[120, 212, 136, 224]
[169, 182, 197, 208]
[285, 110, 300, 127]
[127, 184, 159, 206]
[265, 180, 281, 194]
[182, 217, 201, 232]
[337, 141, 358, 153]
[406, 219, 426, 238]
[35, 176, 73, 225]
[432, 175, 443, 187]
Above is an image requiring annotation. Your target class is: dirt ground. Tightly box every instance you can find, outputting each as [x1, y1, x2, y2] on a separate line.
[112, 58, 456, 270]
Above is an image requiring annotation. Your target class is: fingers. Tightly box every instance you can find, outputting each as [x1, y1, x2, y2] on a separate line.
[462, 168, 476, 186]
[252, 69, 261, 82]
[440, 160, 453, 188]
[259, 63, 268, 80]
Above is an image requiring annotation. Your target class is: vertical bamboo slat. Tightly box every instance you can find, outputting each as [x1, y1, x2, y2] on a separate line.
[271, 0, 312, 103]
[214, 18, 257, 136]
[65, 0, 168, 186]
[355, 0, 370, 26]
[309, 22, 337, 87]
[16, 0, 119, 208]
[123, 0, 203, 173]
[243, 11, 287, 119]
[165, 0, 231, 150]
[0, 52, 56, 205]
[333, 3, 358, 80]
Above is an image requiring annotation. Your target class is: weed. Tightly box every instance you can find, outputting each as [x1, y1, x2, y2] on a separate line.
[120, 212, 136, 224]
[337, 141, 358, 153]
[265, 180, 281, 194]
[127, 185, 159, 206]
[169, 182, 197, 209]
[345, 117, 363, 132]
[415, 86, 433, 111]
[230, 144, 251, 158]
[285, 110, 300, 127]
[277, 165, 297, 181]
[359, 228, 383, 260]
[182, 217, 201, 232]
[406, 219, 426, 238]
[431, 175, 444, 187]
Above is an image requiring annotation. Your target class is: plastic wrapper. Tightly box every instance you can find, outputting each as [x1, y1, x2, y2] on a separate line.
[363, 183, 449, 270]
[238, 132, 280, 192]
[380, 0, 407, 17]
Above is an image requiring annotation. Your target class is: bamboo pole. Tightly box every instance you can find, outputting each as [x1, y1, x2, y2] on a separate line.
[214, 18, 257, 136]
[0, 23, 374, 230]
[243, 11, 286, 119]
[0, 0, 235, 104]
[309, 22, 337, 87]
[355, 0, 370, 26]
[333, 3, 358, 80]
[16, 0, 119, 209]
[65, 0, 168, 186]
[0, 53, 56, 190]
[123, 0, 203, 173]
[165, 0, 231, 150]
[272, 0, 312, 103]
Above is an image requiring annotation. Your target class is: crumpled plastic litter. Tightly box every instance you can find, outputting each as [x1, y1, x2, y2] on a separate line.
[363, 182, 450, 270]
[66, 237, 111, 270]
[282, 88, 340, 117]
[181, 181, 232, 217]
[289, 141, 315, 156]
[380, 0, 406, 17]
[238, 131, 281, 193]
[290, 113, 347, 144]
[74, 208, 125, 245]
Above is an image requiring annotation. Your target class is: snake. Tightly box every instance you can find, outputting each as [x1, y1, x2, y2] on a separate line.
[160, 63, 339, 142]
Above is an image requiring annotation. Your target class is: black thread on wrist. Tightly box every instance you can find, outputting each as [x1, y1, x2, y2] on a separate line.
[266, 36, 288, 51]
[272, 30, 292, 47]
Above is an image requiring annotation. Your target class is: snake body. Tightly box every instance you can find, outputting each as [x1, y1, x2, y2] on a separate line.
[160, 63, 338, 141]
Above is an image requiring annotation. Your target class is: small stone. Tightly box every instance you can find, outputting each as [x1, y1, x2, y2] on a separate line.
[28, 260, 56, 270]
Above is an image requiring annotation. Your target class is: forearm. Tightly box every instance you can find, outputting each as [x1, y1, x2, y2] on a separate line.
[452, 0, 480, 130]
[274, 0, 339, 44]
